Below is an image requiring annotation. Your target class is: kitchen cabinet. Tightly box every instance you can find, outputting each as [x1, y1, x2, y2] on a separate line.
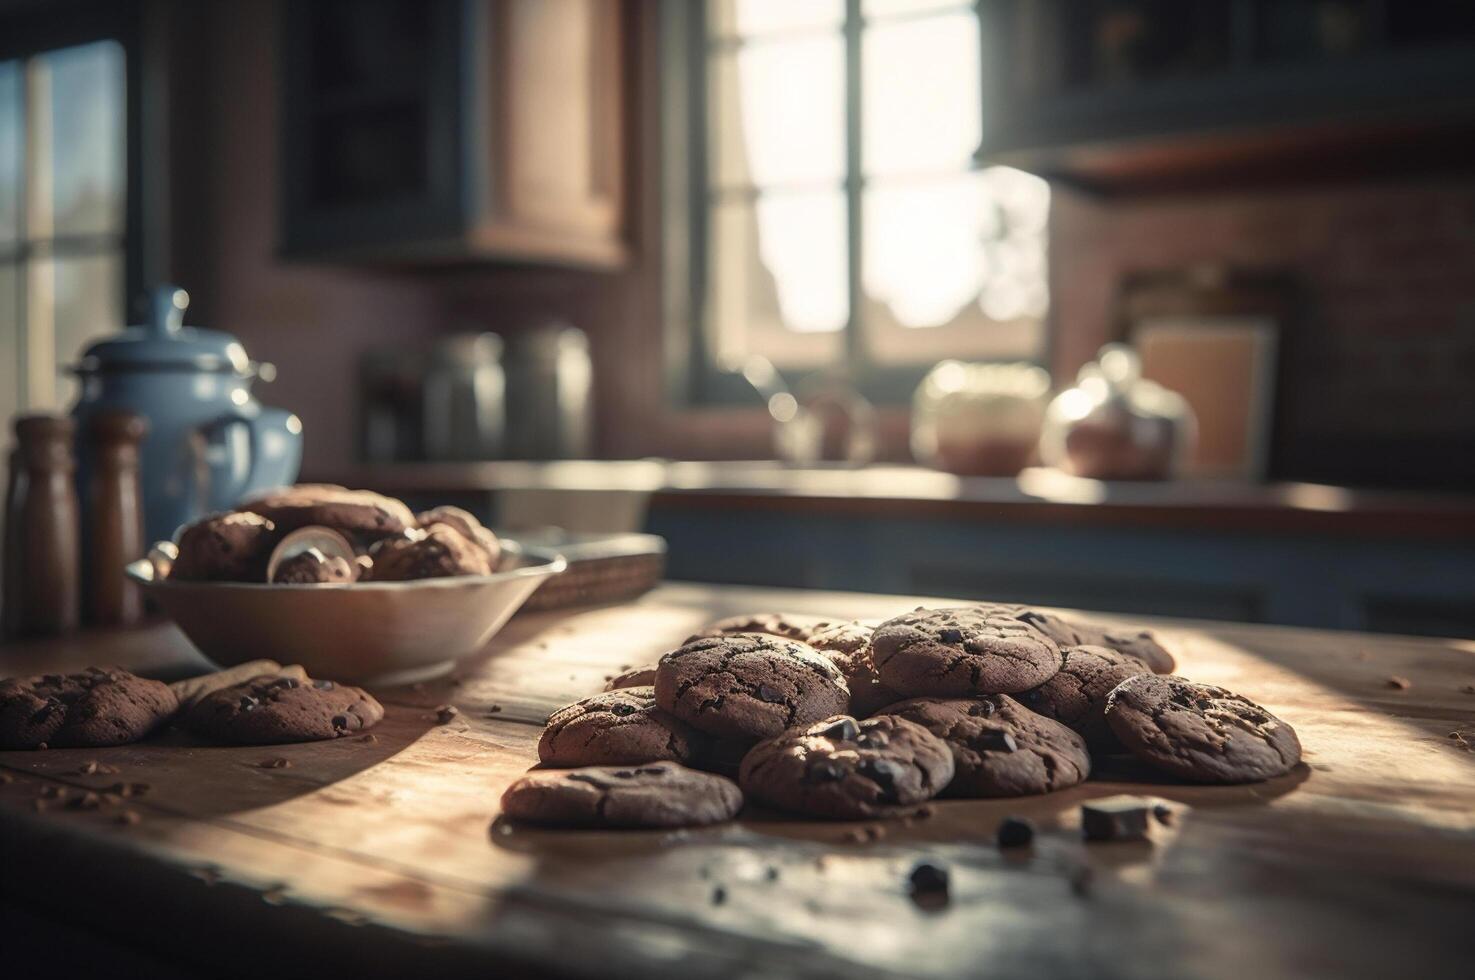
[977, 0, 1475, 193]
[280, 0, 627, 267]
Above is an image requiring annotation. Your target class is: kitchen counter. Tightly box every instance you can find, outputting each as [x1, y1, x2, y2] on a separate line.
[313, 461, 1475, 540]
[2, 584, 1472, 979]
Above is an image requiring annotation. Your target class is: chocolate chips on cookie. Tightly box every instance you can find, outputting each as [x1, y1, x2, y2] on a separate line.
[500, 763, 743, 828]
[539, 688, 706, 767]
[1103, 674, 1301, 784]
[181, 672, 384, 745]
[738, 714, 954, 818]
[0, 667, 178, 750]
[871, 607, 1064, 697]
[654, 633, 849, 740]
[880, 695, 1091, 797]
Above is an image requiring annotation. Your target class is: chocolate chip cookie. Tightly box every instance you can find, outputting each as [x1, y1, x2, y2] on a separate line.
[365, 523, 493, 581]
[806, 621, 903, 717]
[604, 665, 658, 691]
[415, 506, 501, 569]
[654, 633, 849, 740]
[270, 548, 356, 584]
[1015, 645, 1150, 750]
[881, 696, 1091, 797]
[170, 512, 279, 582]
[685, 612, 820, 644]
[539, 688, 705, 767]
[738, 715, 954, 819]
[871, 607, 1063, 697]
[242, 484, 416, 539]
[1104, 674, 1301, 784]
[1013, 607, 1176, 675]
[0, 667, 178, 750]
[181, 674, 383, 744]
[499, 763, 743, 828]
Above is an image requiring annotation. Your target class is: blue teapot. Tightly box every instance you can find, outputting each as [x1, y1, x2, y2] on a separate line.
[70, 286, 302, 544]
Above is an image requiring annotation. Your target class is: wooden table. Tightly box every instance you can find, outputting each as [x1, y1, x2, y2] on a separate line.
[2, 584, 1472, 979]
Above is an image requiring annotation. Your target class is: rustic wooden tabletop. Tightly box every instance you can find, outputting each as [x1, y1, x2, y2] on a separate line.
[1, 583, 1472, 979]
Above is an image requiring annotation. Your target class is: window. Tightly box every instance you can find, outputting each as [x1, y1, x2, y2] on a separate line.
[0, 37, 128, 427]
[673, 0, 1050, 403]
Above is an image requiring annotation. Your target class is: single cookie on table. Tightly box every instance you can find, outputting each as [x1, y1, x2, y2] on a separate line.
[365, 523, 492, 581]
[181, 673, 383, 745]
[415, 506, 501, 569]
[1015, 645, 1150, 751]
[604, 664, 658, 691]
[1104, 674, 1301, 784]
[880, 695, 1090, 797]
[539, 687, 706, 767]
[500, 763, 743, 828]
[0, 667, 178, 750]
[242, 484, 416, 539]
[806, 620, 903, 717]
[270, 547, 357, 584]
[684, 612, 820, 645]
[654, 633, 849, 740]
[170, 512, 279, 582]
[738, 715, 954, 819]
[871, 607, 1063, 697]
[1010, 607, 1176, 675]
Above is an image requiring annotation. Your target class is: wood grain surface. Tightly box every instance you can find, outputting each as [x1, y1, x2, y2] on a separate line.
[1, 583, 1472, 979]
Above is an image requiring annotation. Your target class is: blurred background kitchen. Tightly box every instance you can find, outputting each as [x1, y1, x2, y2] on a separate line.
[2, 0, 1473, 636]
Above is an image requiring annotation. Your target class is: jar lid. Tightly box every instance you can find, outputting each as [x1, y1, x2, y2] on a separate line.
[74, 286, 255, 375]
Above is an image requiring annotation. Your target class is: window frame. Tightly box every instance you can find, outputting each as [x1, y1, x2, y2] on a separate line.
[0, 0, 146, 406]
[662, 0, 1053, 408]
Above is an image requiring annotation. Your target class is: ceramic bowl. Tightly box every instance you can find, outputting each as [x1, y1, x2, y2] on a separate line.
[126, 544, 566, 686]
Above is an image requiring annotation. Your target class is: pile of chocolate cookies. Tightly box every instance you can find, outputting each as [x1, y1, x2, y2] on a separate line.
[501, 605, 1302, 828]
[0, 661, 384, 751]
[166, 484, 501, 584]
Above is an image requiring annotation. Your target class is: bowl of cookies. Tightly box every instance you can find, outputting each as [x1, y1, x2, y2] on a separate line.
[126, 484, 566, 685]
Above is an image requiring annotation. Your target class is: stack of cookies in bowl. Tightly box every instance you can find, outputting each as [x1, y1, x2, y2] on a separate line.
[501, 606, 1302, 829]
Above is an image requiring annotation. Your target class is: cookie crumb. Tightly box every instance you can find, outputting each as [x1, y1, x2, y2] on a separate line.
[841, 828, 865, 844]
[863, 824, 885, 841]
[1069, 865, 1093, 897]
[711, 885, 727, 905]
[996, 816, 1035, 848]
[71, 791, 103, 810]
[115, 810, 141, 826]
[1081, 796, 1152, 842]
[907, 861, 950, 909]
[1461, 685, 1475, 695]
[915, 804, 936, 819]
[79, 760, 100, 774]
[1152, 803, 1177, 826]
[39, 784, 64, 799]
[764, 866, 780, 881]
[260, 757, 292, 769]
[435, 705, 459, 724]
[1385, 676, 1411, 690]
[36, 742, 47, 750]
[488, 705, 502, 714]
[359, 734, 379, 744]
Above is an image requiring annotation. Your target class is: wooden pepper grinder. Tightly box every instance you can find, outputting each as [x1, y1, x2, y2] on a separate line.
[2, 414, 81, 637]
[86, 409, 150, 627]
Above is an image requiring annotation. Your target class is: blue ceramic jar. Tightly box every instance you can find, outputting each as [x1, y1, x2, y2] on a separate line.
[70, 286, 302, 544]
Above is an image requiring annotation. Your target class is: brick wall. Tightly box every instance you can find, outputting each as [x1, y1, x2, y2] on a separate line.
[1050, 177, 1475, 488]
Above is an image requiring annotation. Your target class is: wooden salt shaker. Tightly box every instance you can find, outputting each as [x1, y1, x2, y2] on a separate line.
[86, 409, 149, 626]
[2, 415, 81, 637]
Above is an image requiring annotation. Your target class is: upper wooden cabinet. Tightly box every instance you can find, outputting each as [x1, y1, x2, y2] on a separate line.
[280, 0, 627, 267]
[976, 0, 1475, 193]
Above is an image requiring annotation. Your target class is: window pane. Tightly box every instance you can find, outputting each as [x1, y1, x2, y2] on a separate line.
[710, 36, 845, 188]
[0, 263, 18, 424]
[862, 169, 1048, 365]
[862, 11, 980, 177]
[35, 41, 126, 238]
[27, 251, 123, 409]
[709, 191, 847, 370]
[864, 0, 971, 18]
[709, 0, 843, 39]
[0, 62, 20, 247]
